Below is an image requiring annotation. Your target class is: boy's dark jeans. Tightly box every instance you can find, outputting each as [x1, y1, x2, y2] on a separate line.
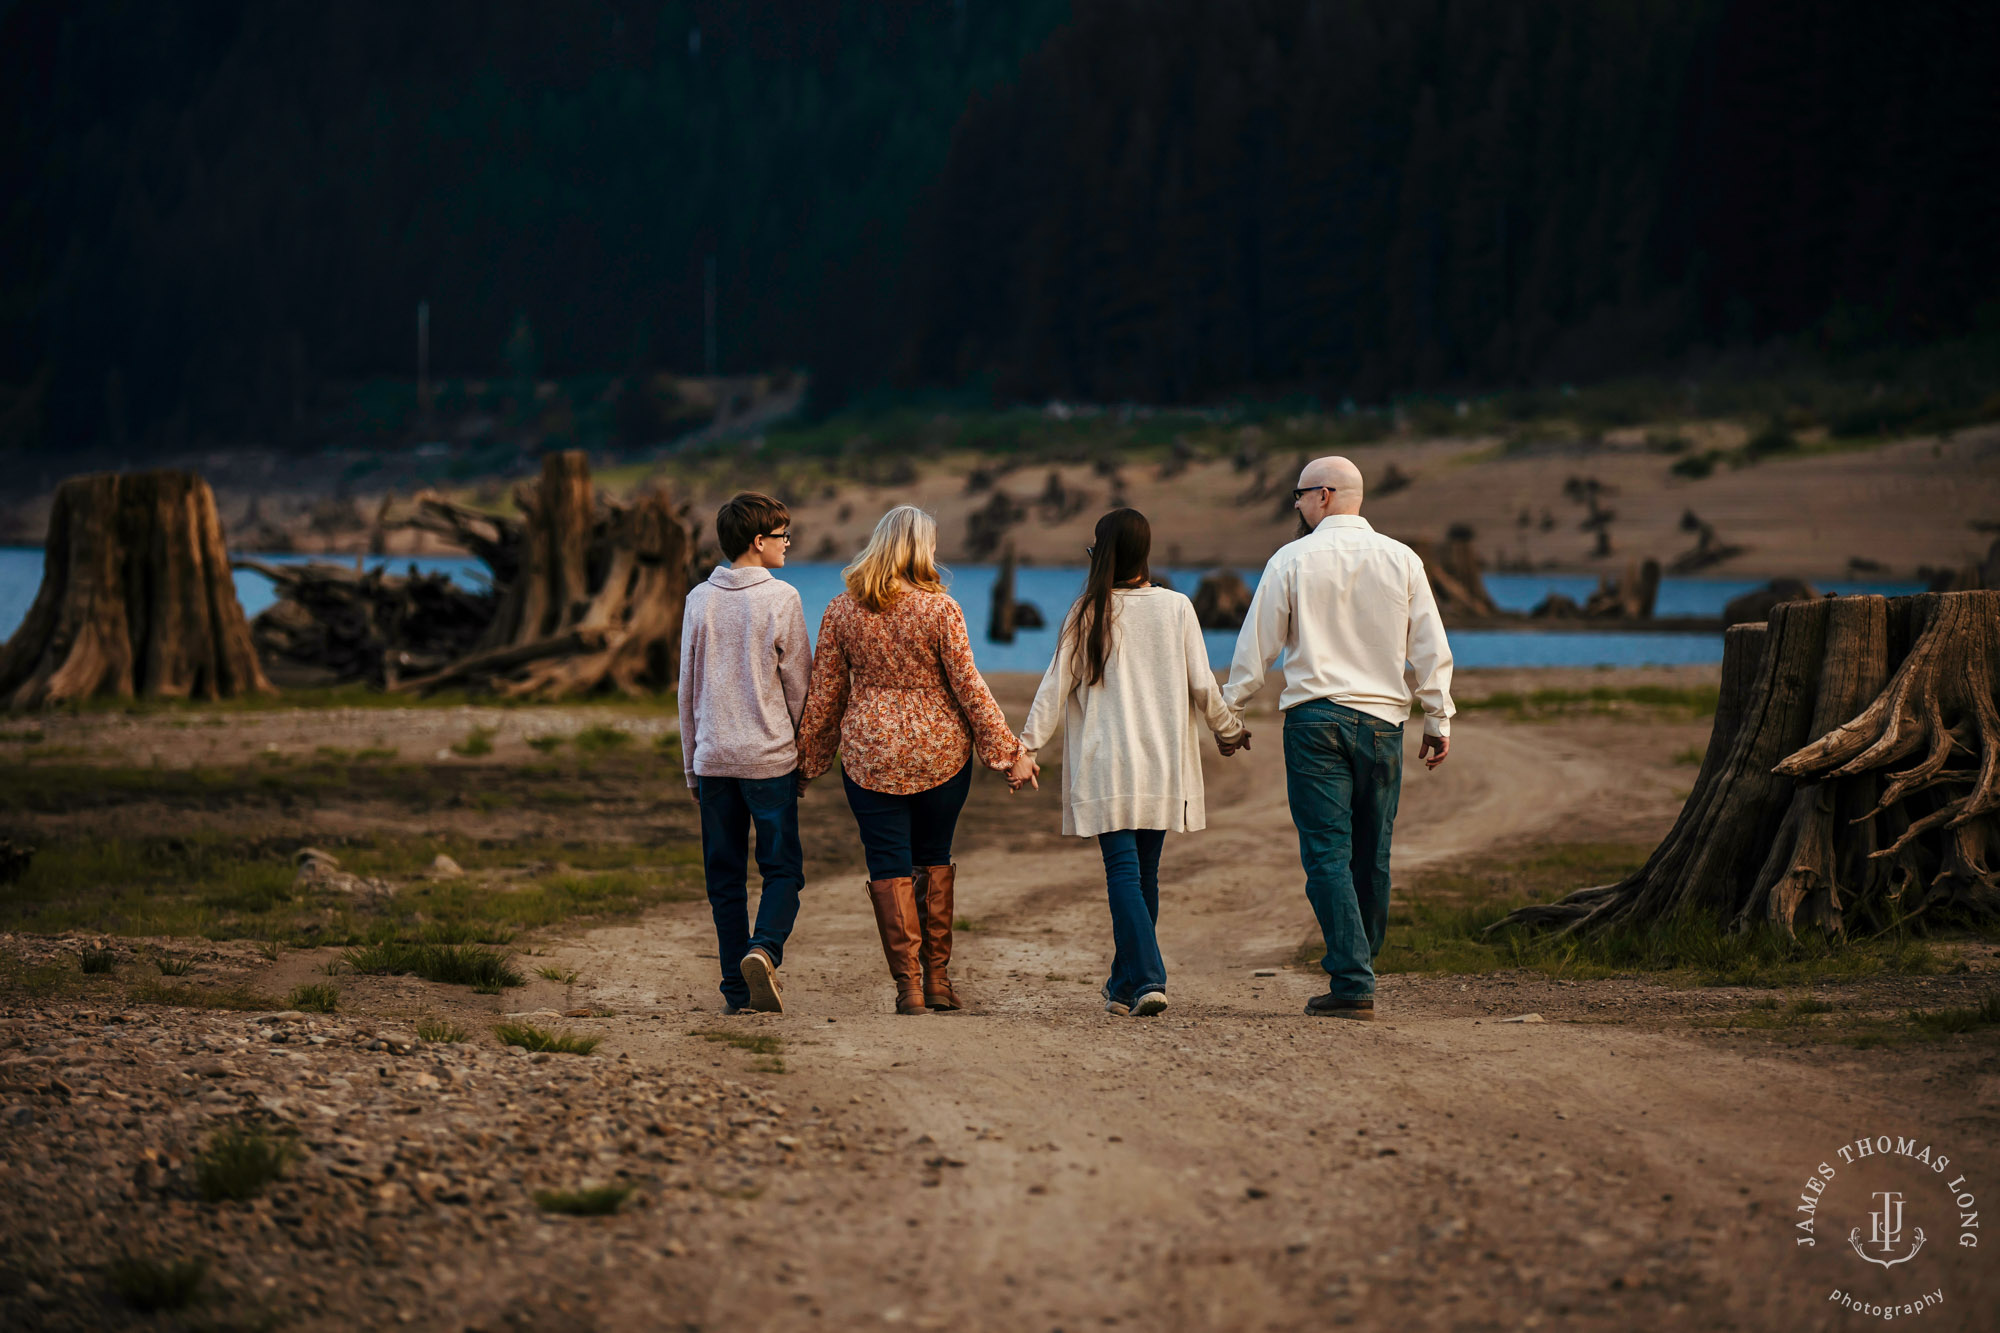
[697, 772, 805, 1009]
[1282, 700, 1404, 1000]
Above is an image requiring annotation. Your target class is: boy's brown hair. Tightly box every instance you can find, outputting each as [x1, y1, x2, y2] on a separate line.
[715, 492, 790, 560]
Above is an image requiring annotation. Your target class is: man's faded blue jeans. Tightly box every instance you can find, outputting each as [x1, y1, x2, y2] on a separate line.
[1283, 699, 1404, 1000]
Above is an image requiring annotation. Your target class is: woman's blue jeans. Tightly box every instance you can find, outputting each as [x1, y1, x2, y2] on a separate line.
[1282, 699, 1404, 1000]
[1097, 828, 1167, 1005]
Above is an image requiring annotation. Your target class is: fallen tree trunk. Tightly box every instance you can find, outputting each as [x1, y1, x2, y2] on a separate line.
[392, 452, 694, 698]
[0, 470, 274, 709]
[236, 558, 496, 687]
[1497, 591, 2000, 937]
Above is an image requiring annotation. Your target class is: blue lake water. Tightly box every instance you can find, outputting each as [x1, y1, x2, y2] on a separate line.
[0, 546, 1925, 674]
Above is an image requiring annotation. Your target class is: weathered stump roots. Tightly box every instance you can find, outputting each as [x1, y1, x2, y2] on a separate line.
[0, 471, 274, 709]
[1498, 591, 2000, 938]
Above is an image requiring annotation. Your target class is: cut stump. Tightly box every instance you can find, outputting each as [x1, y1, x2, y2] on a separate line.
[1498, 591, 2000, 938]
[0, 471, 274, 709]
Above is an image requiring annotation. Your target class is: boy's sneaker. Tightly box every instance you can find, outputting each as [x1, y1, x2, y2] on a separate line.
[740, 948, 784, 1014]
[1101, 983, 1130, 1016]
[1131, 990, 1168, 1017]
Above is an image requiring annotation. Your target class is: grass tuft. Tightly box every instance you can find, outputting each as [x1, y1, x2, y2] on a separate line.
[79, 946, 118, 974]
[342, 941, 523, 988]
[532, 1182, 632, 1215]
[451, 725, 497, 757]
[106, 1254, 208, 1312]
[195, 1123, 300, 1202]
[573, 724, 632, 753]
[416, 1018, 469, 1043]
[128, 980, 277, 1011]
[526, 735, 566, 753]
[287, 982, 338, 1013]
[1906, 994, 2000, 1038]
[154, 956, 195, 976]
[695, 1029, 786, 1072]
[535, 965, 581, 985]
[496, 1022, 600, 1055]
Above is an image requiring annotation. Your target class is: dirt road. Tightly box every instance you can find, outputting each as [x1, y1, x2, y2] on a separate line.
[551, 682, 1995, 1332]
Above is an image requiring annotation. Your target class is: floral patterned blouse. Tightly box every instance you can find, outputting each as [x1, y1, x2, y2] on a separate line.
[798, 588, 1024, 794]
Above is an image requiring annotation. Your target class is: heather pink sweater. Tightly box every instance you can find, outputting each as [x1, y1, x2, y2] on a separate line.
[677, 566, 812, 786]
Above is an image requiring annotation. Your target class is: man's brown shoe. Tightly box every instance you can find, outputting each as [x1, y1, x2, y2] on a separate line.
[1304, 993, 1375, 1020]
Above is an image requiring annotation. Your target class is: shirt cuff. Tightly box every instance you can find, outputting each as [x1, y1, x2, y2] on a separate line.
[1425, 716, 1451, 738]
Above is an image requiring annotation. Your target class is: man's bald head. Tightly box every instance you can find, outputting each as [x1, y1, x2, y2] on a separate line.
[1297, 455, 1365, 519]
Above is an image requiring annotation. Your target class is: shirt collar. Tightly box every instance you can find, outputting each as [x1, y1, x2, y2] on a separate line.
[707, 565, 775, 590]
[1311, 515, 1374, 535]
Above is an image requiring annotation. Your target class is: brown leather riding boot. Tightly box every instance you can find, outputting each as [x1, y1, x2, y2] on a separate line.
[865, 877, 927, 1015]
[913, 863, 961, 1011]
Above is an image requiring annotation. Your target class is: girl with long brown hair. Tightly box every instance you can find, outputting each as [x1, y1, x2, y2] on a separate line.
[797, 505, 1026, 1015]
[1011, 508, 1247, 1016]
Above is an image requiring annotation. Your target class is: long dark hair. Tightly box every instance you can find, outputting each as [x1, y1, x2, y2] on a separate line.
[1069, 508, 1152, 690]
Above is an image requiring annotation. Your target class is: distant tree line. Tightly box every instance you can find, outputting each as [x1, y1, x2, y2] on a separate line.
[2, 0, 1995, 458]
[0, 0, 1066, 456]
[906, 0, 2000, 403]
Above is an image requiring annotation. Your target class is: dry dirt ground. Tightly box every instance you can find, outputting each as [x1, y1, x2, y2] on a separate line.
[2, 668, 1997, 1332]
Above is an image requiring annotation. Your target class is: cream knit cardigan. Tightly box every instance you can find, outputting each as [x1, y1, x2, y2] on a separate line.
[1019, 586, 1243, 838]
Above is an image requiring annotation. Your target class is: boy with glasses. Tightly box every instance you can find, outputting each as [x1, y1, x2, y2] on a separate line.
[678, 493, 811, 1013]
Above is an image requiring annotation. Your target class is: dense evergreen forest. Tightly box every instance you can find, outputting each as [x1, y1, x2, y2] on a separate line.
[2, 0, 1995, 457]
[907, 0, 2000, 401]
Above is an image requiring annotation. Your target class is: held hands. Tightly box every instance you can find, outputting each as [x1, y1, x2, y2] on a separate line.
[1006, 751, 1041, 793]
[1419, 733, 1450, 770]
[1217, 728, 1252, 757]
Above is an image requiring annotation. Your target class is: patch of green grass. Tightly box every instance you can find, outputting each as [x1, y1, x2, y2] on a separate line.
[0, 955, 94, 1002]
[526, 735, 566, 753]
[694, 1028, 786, 1071]
[0, 829, 699, 946]
[195, 1123, 300, 1202]
[53, 683, 679, 716]
[155, 956, 196, 976]
[573, 724, 632, 753]
[287, 982, 338, 1013]
[416, 1019, 469, 1043]
[79, 946, 118, 974]
[451, 725, 497, 758]
[653, 733, 682, 765]
[953, 916, 985, 932]
[127, 981, 279, 1011]
[1457, 684, 1719, 721]
[496, 1023, 600, 1055]
[532, 1182, 632, 1215]
[1315, 843, 1960, 987]
[0, 728, 44, 743]
[1905, 994, 2000, 1038]
[106, 1253, 207, 1312]
[536, 965, 581, 985]
[342, 941, 523, 989]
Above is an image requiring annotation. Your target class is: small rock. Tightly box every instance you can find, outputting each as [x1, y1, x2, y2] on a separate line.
[661, 1239, 688, 1257]
[195, 1061, 236, 1078]
[4, 1104, 33, 1128]
[1501, 1013, 1545, 1024]
[257, 1011, 308, 1024]
[430, 854, 463, 878]
[1252, 969, 1277, 978]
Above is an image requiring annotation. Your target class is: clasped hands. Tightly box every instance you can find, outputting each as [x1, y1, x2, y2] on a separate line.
[1006, 724, 1253, 796]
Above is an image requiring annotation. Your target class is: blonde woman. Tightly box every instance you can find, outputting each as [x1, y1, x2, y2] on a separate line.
[798, 506, 1026, 1015]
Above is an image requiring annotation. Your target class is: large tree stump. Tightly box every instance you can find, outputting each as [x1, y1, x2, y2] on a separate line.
[392, 452, 694, 699]
[0, 471, 274, 709]
[1499, 591, 2000, 938]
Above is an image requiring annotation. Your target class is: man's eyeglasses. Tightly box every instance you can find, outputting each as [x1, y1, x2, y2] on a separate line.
[1291, 485, 1333, 500]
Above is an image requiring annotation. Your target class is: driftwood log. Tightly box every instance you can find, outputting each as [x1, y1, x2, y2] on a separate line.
[237, 559, 496, 687]
[1499, 591, 2000, 938]
[391, 451, 694, 698]
[0, 470, 273, 709]
[1407, 528, 1500, 617]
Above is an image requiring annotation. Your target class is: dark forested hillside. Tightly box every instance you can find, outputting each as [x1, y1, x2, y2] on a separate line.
[2, 0, 1996, 459]
[906, 0, 2000, 403]
[0, 0, 1067, 455]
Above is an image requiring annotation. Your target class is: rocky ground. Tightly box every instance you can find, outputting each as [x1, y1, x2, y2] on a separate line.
[1, 671, 1996, 1331]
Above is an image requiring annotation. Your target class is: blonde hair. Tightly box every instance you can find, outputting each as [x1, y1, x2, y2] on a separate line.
[844, 505, 947, 613]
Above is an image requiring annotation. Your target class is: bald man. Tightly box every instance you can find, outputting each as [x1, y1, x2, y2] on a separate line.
[1222, 456, 1455, 1020]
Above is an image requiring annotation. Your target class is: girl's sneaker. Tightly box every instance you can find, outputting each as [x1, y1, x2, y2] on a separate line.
[1131, 990, 1168, 1017]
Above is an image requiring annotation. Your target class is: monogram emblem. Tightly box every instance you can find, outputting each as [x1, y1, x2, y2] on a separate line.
[1847, 1190, 1926, 1269]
